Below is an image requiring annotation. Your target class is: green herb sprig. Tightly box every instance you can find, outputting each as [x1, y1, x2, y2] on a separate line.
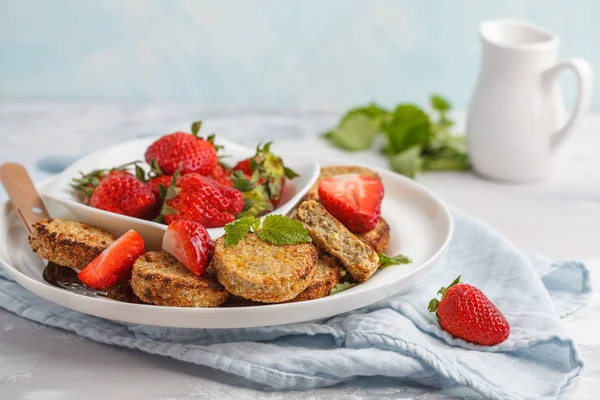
[323, 94, 470, 178]
[223, 215, 312, 247]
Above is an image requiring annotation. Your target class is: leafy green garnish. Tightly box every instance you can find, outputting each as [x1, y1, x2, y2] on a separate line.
[388, 145, 423, 179]
[324, 113, 381, 151]
[322, 94, 470, 177]
[223, 215, 311, 246]
[379, 252, 412, 268]
[330, 282, 357, 295]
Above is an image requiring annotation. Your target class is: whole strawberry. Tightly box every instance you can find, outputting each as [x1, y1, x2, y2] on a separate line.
[145, 121, 218, 175]
[147, 175, 173, 199]
[158, 171, 244, 228]
[89, 172, 156, 218]
[428, 276, 510, 346]
[231, 142, 298, 214]
[208, 163, 234, 187]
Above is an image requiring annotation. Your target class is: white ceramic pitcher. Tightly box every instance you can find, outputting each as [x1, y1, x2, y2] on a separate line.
[467, 19, 593, 182]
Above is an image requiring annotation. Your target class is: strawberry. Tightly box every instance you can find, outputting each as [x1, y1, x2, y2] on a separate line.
[208, 163, 233, 187]
[158, 171, 244, 228]
[233, 158, 253, 176]
[89, 172, 156, 218]
[147, 175, 173, 199]
[72, 161, 139, 198]
[231, 143, 299, 215]
[145, 122, 218, 175]
[428, 276, 510, 346]
[318, 174, 384, 233]
[78, 230, 145, 290]
[162, 220, 214, 277]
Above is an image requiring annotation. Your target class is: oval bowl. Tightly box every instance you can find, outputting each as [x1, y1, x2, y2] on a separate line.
[43, 137, 320, 249]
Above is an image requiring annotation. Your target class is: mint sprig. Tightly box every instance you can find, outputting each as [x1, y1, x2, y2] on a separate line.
[323, 94, 470, 178]
[223, 215, 311, 246]
[379, 252, 412, 268]
[330, 282, 357, 295]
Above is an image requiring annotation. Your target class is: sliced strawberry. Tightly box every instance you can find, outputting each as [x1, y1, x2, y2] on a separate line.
[318, 174, 384, 233]
[78, 230, 145, 290]
[162, 220, 214, 277]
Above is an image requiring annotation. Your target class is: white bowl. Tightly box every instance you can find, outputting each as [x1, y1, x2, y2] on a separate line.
[43, 137, 320, 250]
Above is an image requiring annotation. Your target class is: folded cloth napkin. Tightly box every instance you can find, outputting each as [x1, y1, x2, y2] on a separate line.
[0, 208, 590, 399]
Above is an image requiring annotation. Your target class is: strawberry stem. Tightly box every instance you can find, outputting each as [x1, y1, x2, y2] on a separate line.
[428, 275, 461, 314]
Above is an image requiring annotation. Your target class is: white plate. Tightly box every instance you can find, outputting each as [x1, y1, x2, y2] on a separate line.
[43, 137, 320, 249]
[0, 152, 453, 329]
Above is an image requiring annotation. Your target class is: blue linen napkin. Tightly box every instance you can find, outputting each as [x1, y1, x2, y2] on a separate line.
[0, 207, 590, 399]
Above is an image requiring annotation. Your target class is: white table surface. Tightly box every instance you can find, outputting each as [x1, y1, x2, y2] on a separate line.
[0, 102, 598, 399]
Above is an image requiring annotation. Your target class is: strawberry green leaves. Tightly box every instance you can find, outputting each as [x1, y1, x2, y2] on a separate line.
[223, 215, 311, 247]
[323, 94, 470, 178]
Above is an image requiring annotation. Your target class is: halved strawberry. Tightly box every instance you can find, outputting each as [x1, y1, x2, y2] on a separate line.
[318, 174, 384, 233]
[78, 230, 145, 290]
[162, 220, 214, 277]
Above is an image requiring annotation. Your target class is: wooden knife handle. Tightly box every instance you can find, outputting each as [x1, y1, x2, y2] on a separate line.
[0, 162, 50, 232]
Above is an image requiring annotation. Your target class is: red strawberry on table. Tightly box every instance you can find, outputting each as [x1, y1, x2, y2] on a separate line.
[318, 174, 384, 233]
[78, 229, 145, 290]
[157, 170, 244, 228]
[89, 172, 156, 218]
[428, 276, 510, 346]
[145, 121, 218, 175]
[162, 220, 214, 277]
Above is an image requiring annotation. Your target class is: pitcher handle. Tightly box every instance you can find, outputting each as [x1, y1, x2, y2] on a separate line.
[544, 58, 593, 150]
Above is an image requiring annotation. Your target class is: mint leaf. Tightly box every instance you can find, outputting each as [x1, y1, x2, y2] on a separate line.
[224, 217, 256, 246]
[326, 113, 381, 151]
[224, 215, 311, 246]
[430, 94, 451, 112]
[256, 215, 311, 246]
[385, 105, 431, 154]
[389, 146, 423, 178]
[330, 282, 357, 295]
[379, 252, 412, 268]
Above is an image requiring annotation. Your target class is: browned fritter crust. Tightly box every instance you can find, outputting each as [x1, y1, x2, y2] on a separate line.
[131, 251, 228, 308]
[355, 218, 390, 254]
[221, 256, 341, 306]
[289, 256, 341, 302]
[220, 295, 264, 308]
[28, 218, 115, 269]
[212, 234, 318, 303]
[305, 166, 380, 202]
[296, 200, 380, 283]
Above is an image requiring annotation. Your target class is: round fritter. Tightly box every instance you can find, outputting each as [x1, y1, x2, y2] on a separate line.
[290, 256, 341, 302]
[212, 233, 318, 303]
[28, 218, 115, 269]
[131, 251, 228, 308]
[355, 217, 390, 254]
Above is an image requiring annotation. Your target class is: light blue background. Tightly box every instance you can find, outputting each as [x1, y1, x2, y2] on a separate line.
[0, 0, 598, 109]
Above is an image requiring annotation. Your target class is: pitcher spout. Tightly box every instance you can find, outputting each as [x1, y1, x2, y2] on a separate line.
[480, 19, 559, 51]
